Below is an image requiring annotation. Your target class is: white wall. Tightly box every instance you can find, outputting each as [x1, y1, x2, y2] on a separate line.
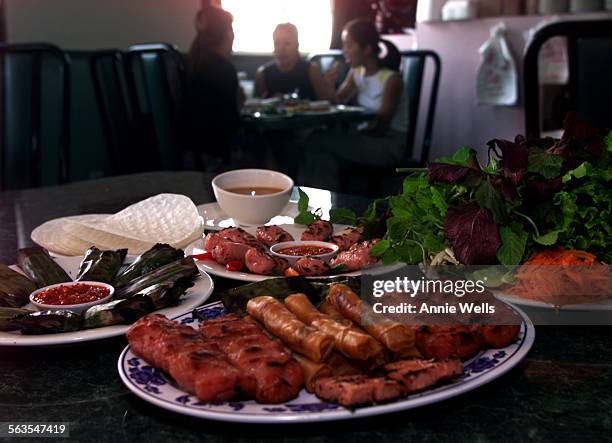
[415, 12, 612, 160]
[5, 0, 200, 50]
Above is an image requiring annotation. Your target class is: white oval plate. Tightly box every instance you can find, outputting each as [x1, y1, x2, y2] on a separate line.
[494, 291, 612, 312]
[185, 223, 404, 282]
[118, 300, 535, 423]
[0, 256, 213, 346]
[197, 202, 301, 230]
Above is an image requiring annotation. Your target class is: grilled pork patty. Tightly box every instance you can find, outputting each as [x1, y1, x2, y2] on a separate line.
[314, 358, 463, 407]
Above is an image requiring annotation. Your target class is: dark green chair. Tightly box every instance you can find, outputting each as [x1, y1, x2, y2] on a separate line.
[90, 49, 142, 175]
[524, 19, 612, 137]
[308, 50, 349, 89]
[0, 43, 71, 190]
[125, 43, 186, 171]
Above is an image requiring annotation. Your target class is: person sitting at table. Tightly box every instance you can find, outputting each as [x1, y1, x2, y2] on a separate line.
[300, 18, 408, 191]
[255, 23, 333, 101]
[183, 6, 245, 167]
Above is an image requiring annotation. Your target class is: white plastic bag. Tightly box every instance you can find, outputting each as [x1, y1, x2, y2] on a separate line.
[476, 22, 518, 106]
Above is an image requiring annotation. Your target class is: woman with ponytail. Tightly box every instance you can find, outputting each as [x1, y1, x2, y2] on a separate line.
[301, 18, 409, 191]
[184, 6, 243, 164]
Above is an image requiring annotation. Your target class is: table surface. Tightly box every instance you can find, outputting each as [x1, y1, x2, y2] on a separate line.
[1, 171, 611, 442]
[240, 108, 375, 131]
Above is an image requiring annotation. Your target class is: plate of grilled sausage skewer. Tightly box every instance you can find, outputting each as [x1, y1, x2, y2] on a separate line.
[186, 220, 404, 282]
[118, 279, 534, 423]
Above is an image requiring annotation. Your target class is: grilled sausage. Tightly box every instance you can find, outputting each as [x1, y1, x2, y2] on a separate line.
[244, 248, 289, 275]
[256, 225, 294, 247]
[294, 257, 330, 276]
[301, 220, 333, 241]
[211, 241, 251, 265]
[479, 325, 520, 348]
[330, 240, 380, 271]
[415, 325, 481, 361]
[331, 227, 363, 251]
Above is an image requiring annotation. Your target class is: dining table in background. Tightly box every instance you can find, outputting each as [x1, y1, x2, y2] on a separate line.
[0, 171, 611, 442]
[240, 107, 376, 132]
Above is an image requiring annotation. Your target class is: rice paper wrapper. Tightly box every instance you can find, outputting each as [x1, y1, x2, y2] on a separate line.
[31, 195, 203, 255]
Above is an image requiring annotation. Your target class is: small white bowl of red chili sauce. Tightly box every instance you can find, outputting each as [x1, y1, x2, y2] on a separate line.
[270, 241, 339, 267]
[29, 281, 114, 314]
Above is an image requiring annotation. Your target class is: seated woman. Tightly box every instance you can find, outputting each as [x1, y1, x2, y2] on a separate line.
[300, 18, 408, 191]
[183, 7, 244, 166]
[255, 23, 333, 101]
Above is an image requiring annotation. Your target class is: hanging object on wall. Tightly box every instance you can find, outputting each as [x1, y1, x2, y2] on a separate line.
[476, 22, 518, 106]
[371, 0, 417, 33]
[416, 0, 448, 22]
[441, 0, 479, 21]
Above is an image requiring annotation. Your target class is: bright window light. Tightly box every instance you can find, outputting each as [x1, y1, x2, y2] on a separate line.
[222, 0, 333, 54]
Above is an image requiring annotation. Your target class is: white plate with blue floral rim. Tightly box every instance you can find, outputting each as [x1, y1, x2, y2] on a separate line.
[185, 222, 405, 283]
[0, 256, 214, 347]
[117, 300, 535, 423]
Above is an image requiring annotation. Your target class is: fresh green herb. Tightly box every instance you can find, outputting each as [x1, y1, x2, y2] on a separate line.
[323, 113, 611, 265]
[294, 188, 323, 225]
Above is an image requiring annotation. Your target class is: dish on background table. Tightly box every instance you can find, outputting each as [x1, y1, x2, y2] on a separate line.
[185, 223, 404, 282]
[0, 255, 213, 347]
[118, 300, 534, 423]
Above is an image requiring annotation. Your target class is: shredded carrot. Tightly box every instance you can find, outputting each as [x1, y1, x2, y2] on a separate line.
[521, 248, 597, 266]
[508, 248, 611, 306]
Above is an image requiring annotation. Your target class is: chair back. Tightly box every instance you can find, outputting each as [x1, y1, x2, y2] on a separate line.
[125, 43, 186, 171]
[524, 19, 612, 137]
[90, 49, 139, 175]
[399, 50, 441, 166]
[308, 50, 349, 89]
[0, 43, 70, 190]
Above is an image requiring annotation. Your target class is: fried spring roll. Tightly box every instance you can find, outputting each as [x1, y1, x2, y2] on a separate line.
[285, 293, 383, 361]
[292, 353, 332, 392]
[327, 284, 415, 354]
[326, 353, 362, 377]
[246, 296, 334, 362]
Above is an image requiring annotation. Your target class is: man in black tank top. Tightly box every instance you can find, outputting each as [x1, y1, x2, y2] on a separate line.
[255, 23, 332, 101]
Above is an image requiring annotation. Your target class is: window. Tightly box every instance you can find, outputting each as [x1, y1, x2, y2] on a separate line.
[222, 0, 333, 53]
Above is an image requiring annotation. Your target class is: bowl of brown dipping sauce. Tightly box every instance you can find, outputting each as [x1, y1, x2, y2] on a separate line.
[212, 169, 293, 226]
[270, 241, 339, 266]
[29, 281, 114, 314]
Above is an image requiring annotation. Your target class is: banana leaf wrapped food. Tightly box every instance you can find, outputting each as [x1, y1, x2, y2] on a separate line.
[114, 244, 184, 288]
[0, 307, 32, 331]
[76, 247, 127, 283]
[221, 276, 320, 317]
[114, 257, 199, 300]
[82, 295, 155, 328]
[11, 310, 82, 335]
[17, 247, 71, 288]
[83, 276, 196, 329]
[0, 264, 37, 307]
